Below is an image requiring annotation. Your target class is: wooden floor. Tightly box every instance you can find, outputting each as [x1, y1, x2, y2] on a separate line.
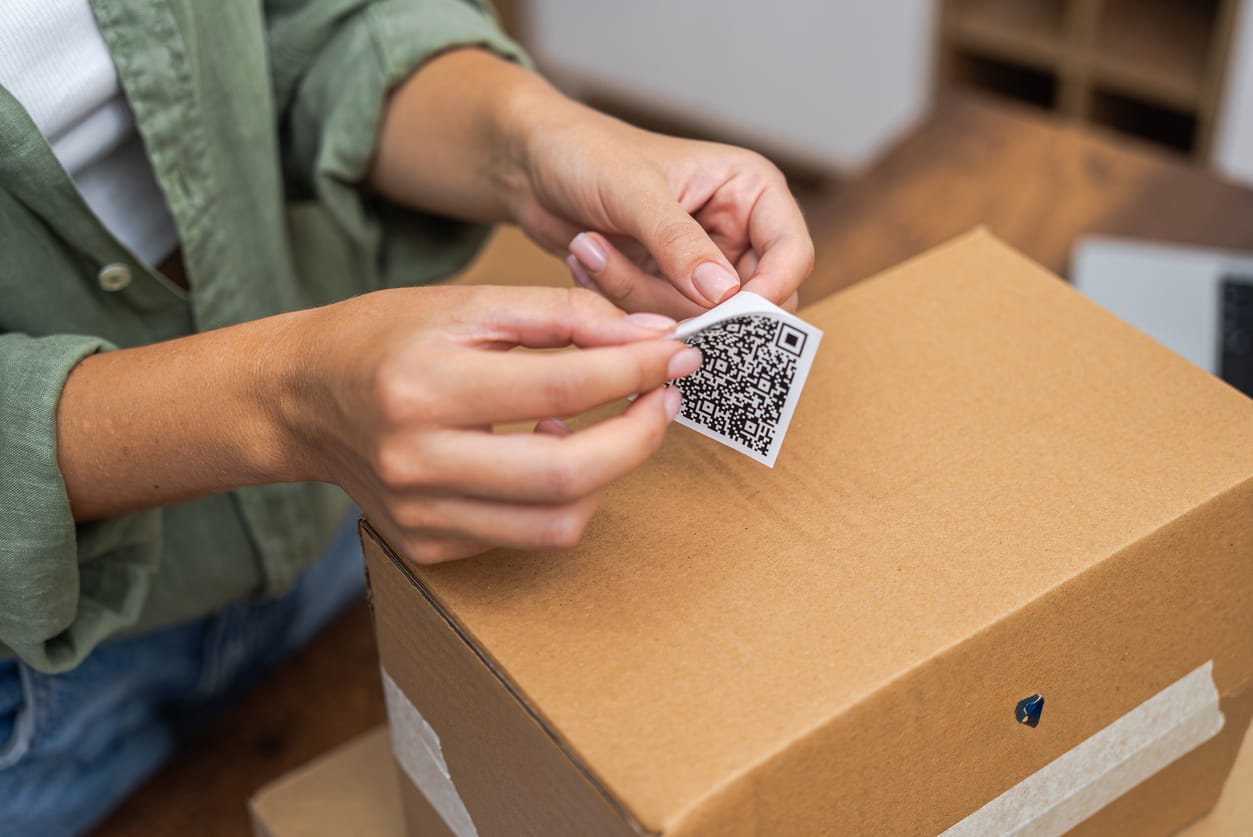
[95, 93, 1253, 836]
[799, 94, 1253, 303]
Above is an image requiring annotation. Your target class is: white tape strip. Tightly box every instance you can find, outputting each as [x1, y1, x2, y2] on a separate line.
[381, 668, 479, 837]
[941, 661, 1224, 837]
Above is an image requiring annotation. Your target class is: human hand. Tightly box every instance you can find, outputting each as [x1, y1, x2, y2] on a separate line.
[504, 97, 814, 319]
[369, 50, 811, 319]
[283, 286, 700, 564]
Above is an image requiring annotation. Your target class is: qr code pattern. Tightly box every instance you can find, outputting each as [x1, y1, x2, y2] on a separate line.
[674, 315, 805, 456]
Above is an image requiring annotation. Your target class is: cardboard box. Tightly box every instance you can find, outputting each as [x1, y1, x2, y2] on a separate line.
[246, 723, 1253, 836]
[364, 230, 1253, 836]
[249, 728, 405, 837]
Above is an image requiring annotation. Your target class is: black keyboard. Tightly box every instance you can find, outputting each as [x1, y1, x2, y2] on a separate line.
[1220, 275, 1253, 398]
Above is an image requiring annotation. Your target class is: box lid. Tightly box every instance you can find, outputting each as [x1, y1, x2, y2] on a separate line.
[406, 229, 1253, 832]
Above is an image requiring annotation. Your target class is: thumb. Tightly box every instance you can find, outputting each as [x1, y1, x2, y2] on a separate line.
[624, 194, 741, 308]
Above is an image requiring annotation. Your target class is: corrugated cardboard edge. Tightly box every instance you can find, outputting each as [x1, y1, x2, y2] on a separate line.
[362, 523, 655, 837]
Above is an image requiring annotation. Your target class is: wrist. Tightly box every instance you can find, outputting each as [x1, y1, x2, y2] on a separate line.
[237, 309, 324, 486]
[490, 65, 596, 224]
[489, 66, 559, 222]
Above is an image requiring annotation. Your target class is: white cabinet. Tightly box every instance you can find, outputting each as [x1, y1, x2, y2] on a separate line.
[519, 0, 937, 174]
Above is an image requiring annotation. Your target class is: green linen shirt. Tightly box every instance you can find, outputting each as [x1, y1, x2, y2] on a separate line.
[0, 0, 525, 673]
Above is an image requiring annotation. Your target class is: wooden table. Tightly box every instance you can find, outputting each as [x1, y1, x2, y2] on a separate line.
[95, 93, 1253, 836]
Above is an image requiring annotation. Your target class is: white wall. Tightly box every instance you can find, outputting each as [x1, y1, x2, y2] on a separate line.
[521, 1, 936, 174]
[1216, 0, 1253, 186]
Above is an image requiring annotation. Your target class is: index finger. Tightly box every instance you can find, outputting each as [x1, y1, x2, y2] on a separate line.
[739, 186, 815, 305]
[442, 339, 702, 424]
[453, 286, 678, 350]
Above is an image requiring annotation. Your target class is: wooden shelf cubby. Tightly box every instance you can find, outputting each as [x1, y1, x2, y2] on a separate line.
[1089, 88, 1200, 152]
[947, 51, 1060, 109]
[1092, 0, 1218, 110]
[946, 0, 1068, 69]
[938, 0, 1240, 158]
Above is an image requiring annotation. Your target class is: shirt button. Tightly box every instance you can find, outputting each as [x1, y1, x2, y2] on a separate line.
[98, 263, 132, 292]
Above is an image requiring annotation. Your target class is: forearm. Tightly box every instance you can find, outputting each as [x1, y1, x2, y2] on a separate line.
[367, 47, 575, 223]
[56, 313, 309, 522]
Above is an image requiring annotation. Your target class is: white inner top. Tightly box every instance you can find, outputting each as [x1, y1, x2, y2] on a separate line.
[0, 0, 181, 267]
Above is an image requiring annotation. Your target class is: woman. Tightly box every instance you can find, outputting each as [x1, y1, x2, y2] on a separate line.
[0, 1, 814, 833]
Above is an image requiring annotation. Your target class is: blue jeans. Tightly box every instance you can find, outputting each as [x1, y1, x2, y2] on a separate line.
[0, 513, 366, 837]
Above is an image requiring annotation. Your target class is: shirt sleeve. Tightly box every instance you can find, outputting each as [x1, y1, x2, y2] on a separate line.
[266, 0, 531, 289]
[0, 334, 163, 673]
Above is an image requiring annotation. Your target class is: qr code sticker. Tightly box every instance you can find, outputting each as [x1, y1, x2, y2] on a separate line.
[673, 315, 801, 458]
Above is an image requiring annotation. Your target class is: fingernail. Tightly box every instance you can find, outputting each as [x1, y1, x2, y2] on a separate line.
[569, 233, 607, 273]
[566, 255, 594, 289]
[664, 386, 683, 421]
[692, 262, 739, 305]
[667, 346, 703, 379]
[535, 417, 572, 436]
[625, 312, 677, 332]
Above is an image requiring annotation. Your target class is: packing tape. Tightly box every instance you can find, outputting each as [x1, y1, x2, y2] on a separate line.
[381, 667, 479, 837]
[941, 660, 1224, 837]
